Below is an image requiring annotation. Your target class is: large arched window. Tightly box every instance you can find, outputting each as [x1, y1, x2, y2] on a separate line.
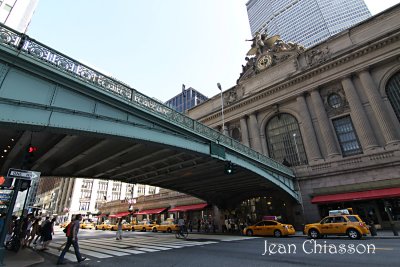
[266, 113, 307, 166]
[231, 127, 241, 141]
[386, 72, 400, 122]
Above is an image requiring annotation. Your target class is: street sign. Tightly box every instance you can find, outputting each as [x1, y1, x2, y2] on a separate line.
[7, 168, 41, 180]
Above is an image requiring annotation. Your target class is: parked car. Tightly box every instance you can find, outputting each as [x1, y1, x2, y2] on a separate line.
[95, 221, 112, 230]
[132, 221, 156, 232]
[110, 222, 132, 231]
[303, 214, 370, 239]
[153, 221, 179, 233]
[243, 220, 296, 237]
[80, 221, 95, 229]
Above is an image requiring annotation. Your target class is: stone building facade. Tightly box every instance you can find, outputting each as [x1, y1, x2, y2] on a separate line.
[188, 5, 400, 228]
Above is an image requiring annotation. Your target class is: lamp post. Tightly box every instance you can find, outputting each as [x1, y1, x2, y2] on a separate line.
[292, 133, 301, 165]
[217, 83, 225, 134]
[182, 84, 187, 112]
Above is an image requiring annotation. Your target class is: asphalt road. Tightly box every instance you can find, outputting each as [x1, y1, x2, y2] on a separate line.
[30, 228, 400, 267]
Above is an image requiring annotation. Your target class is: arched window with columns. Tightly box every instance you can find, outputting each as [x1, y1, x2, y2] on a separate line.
[266, 113, 307, 166]
[386, 71, 400, 123]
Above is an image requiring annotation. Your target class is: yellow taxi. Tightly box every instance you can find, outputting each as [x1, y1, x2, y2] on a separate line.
[110, 222, 133, 231]
[304, 212, 370, 240]
[132, 221, 156, 232]
[95, 221, 112, 230]
[80, 221, 95, 230]
[243, 220, 296, 237]
[153, 220, 179, 233]
[59, 221, 70, 228]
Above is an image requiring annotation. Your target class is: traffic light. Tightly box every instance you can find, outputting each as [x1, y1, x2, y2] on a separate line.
[28, 146, 38, 153]
[224, 161, 236, 175]
[23, 145, 38, 166]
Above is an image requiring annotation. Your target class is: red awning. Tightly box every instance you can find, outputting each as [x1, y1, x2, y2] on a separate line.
[109, 211, 131, 218]
[311, 187, 400, 204]
[168, 203, 208, 212]
[134, 208, 167, 215]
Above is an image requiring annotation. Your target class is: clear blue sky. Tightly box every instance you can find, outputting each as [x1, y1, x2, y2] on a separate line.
[26, 0, 399, 102]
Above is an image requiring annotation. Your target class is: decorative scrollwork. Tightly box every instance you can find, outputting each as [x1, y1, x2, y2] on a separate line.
[77, 66, 95, 81]
[29, 46, 45, 57]
[0, 32, 12, 44]
[0, 28, 19, 46]
[55, 57, 74, 71]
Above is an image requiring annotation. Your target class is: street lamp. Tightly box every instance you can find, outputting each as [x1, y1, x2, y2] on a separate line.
[217, 83, 225, 134]
[182, 84, 186, 112]
[292, 133, 301, 165]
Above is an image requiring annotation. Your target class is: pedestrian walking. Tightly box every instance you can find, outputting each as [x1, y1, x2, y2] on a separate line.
[58, 215, 75, 252]
[22, 214, 34, 248]
[32, 217, 42, 248]
[40, 217, 55, 250]
[57, 214, 86, 265]
[27, 218, 41, 247]
[33, 216, 49, 249]
[188, 220, 193, 232]
[197, 218, 201, 232]
[116, 219, 123, 240]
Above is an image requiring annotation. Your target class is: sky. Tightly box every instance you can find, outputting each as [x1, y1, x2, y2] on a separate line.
[26, 0, 400, 102]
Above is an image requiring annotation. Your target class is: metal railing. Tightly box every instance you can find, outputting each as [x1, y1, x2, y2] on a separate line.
[0, 24, 294, 178]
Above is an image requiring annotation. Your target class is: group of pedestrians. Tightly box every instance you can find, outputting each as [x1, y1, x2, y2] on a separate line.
[1, 213, 57, 252]
[196, 217, 216, 233]
[223, 216, 252, 234]
[0, 212, 86, 265]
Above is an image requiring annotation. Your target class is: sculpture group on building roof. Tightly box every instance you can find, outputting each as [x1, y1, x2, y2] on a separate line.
[238, 29, 305, 83]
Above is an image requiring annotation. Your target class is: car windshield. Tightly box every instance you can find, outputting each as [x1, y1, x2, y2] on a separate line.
[346, 215, 360, 222]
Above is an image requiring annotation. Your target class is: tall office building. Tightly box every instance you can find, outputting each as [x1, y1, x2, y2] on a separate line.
[165, 86, 208, 113]
[0, 0, 38, 32]
[246, 0, 371, 47]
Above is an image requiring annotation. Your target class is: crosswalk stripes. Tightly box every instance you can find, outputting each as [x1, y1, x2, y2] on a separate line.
[43, 246, 91, 262]
[41, 236, 220, 263]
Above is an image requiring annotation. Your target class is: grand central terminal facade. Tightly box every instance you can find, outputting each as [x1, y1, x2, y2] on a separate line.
[188, 5, 400, 229]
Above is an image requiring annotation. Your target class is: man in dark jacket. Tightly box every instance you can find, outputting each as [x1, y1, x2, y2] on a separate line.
[57, 214, 86, 265]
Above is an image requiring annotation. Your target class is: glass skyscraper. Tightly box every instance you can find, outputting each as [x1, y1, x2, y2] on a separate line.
[165, 87, 208, 113]
[246, 0, 371, 47]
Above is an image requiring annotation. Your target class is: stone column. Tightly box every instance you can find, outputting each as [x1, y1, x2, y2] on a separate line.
[310, 89, 340, 158]
[341, 77, 379, 151]
[222, 125, 229, 136]
[296, 94, 323, 161]
[239, 116, 250, 147]
[260, 132, 268, 156]
[248, 113, 263, 153]
[358, 70, 400, 146]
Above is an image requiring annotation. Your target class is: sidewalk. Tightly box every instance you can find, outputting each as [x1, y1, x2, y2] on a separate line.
[3, 248, 44, 267]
